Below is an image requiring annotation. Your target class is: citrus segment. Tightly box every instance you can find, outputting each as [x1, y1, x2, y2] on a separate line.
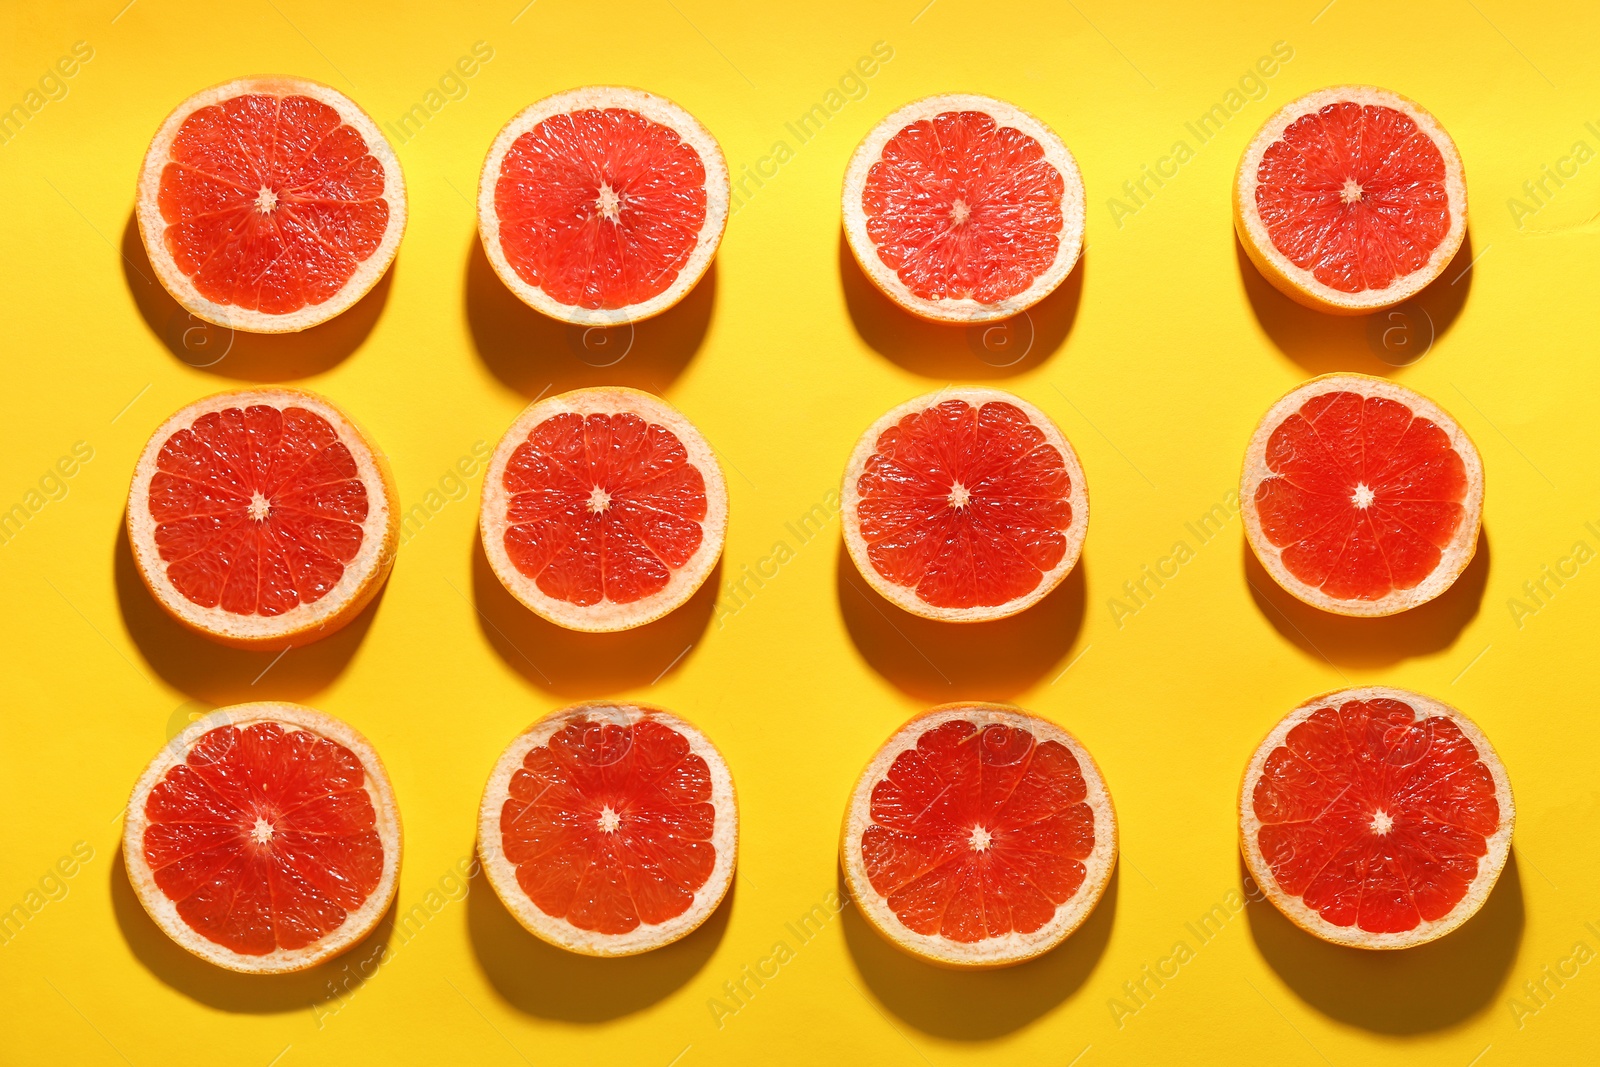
[481, 387, 727, 632]
[1240, 687, 1513, 949]
[479, 87, 729, 325]
[124, 703, 401, 973]
[136, 77, 406, 333]
[842, 705, 1115, 967]
[1235, 86, 1466, 314]
[1241, 374, 1482, 616]
[842, 387, 1087, 622]
[127, 389, 399, 648]
[843, 94, 1084, 323]
[478, 703, 737, 956]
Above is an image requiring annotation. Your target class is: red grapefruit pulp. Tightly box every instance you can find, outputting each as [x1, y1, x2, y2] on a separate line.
[1240, 688, 1513, 949]
[481, 387, 727, 632]
[124, 704, 401, 972]
[478, 703, 737, 956]
[136, 76, 405, 332]
[128, 389, 399, 648]
[843, 94, 1085, 323]
[479, 86, 729, 324]
[842, 388, 1088, 622]
[1241, 375, 1482, 616]
[1235, 86, 1467, 314]
[842, 705, 1116, 966]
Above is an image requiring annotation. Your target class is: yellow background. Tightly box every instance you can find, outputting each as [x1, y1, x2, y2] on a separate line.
[3, 0, 1598, 1063]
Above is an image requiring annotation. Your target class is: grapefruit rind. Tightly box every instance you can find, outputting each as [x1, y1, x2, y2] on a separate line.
[1240, 373, 1483, 617]
[1233, 85, 1467, 316]
[842, 93, 1086, 325]
[480, 386, 729, 633]
[135, 76, 407, 334]
[476, 702, 738, 957]
[126, 387, 400, 650]
[840, 704, 1117, 968]
[841, 387, 1089, 623]
[123, 702, 402, 974]
[477, 85, 730, 326]
[1238, 686, 1513, 950]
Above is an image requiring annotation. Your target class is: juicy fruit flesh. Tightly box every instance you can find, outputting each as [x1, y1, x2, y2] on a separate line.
[502, 411, 707, 606]
[142, 722, 383, 954]
[863, 110, 1064, 303]
[495, 108, 708, 309]
[158, 93, 389, 314]
[856, 399, 1072, 609]
[1255, 102, 1450, 293]
[861, 719, 1094, 943]
[1254, 390, 1467, 601]
[1252, 698, 1499, 934]
[149, 405, 369, 616]
[501, 715, 716, 934]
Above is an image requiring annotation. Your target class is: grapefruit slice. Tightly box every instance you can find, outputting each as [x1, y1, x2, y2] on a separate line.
[842, 94, 1085, 324]
[842, 387, 1088, 622]
[1235, 85, 1467, 315]
[1241, 374, 1482, 616]
[477, 702, 737, 956]
[841, 704, 1116, 967]
[480, 386, 727, 632]
[478, 86, 729, 325]
[127, 388, 399, 649]
[136, 76, 406, 333]
[124, 702, 401, 973]
[1240, 687, 1513, 949]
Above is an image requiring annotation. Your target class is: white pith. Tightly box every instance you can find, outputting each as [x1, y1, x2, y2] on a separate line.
[841, 704, 1117, 968]
[477, 85, 730, 326]
[1240, 373, 1483, 617]
[1234, 85, 1467, 315]
[480, 386, 728, 633]
[123, 703, 402, 974]
[477, 703, 738, 957]
[841, 386, 1089, 623]
[126, 388, 400, 649]
[135, 76, 407, 334]
[842, 93, 1086, 324]
[1238, 686, 1514, 950]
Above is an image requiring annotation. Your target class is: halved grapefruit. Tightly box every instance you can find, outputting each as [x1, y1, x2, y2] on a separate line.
[843, 94, 1085, 324]
[841, 704, 1116, 967]
[478, 702, 737, 956]
[480, 386, 727, 632]
[478, 86, 729, 325]
[124, 702, 401, 973]
[136, 76, 406, 333]
[1235, 85, 1467, 315]
[127, 388, 399, 649]
[1240, 687, 1513, 949]
[1241, 374, 1482, 616]
[842, 387, 1087, 622]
